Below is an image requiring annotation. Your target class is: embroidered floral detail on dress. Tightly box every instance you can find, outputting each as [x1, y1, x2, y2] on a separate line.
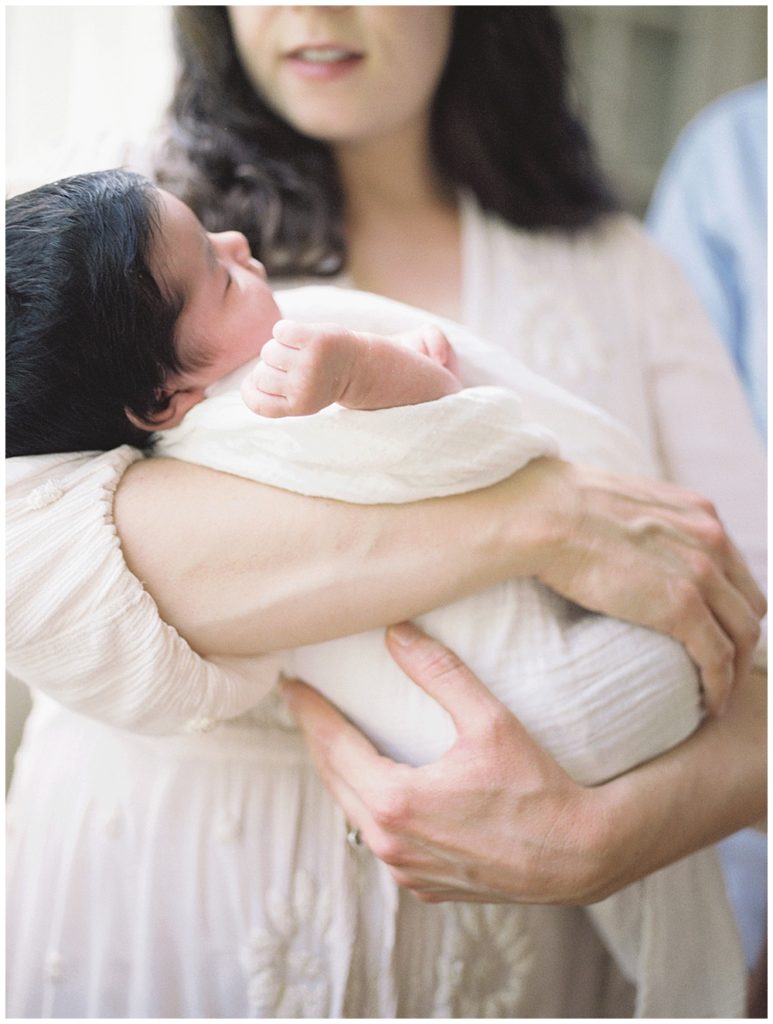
[27, 480, 65, 510]
[239, 868, 335, 1016]
[433, 903, 534, 1016]
[44, 950, 63, 982]
[214, 811, 241, 843]
[102, 807, 121, 838]
[181, 716, 220, 735]
[512, 284, 608, 387]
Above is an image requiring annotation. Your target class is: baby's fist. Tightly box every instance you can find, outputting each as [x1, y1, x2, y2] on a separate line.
[241, 320, 358, 418]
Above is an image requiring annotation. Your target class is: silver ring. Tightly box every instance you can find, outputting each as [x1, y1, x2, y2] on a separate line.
[346, 826, 363, 849]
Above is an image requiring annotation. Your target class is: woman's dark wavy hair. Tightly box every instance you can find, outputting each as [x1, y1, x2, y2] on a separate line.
[156, 6, 617, 278]
[6, 170, 183, 457]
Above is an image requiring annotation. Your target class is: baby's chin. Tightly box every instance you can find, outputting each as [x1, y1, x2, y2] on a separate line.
[204, 357, 262, 398]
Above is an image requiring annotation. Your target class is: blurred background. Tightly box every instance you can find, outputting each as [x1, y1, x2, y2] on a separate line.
[6, 5, 767, 209]
[4, 4, 768, 780]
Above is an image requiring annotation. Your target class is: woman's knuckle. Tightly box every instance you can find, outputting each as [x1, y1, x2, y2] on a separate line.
[632, 515, 663, 542]
[370, 784, 411, 832]
[738, 616, 761, 650]
[414, 644, 463, 681]
[672, 577, 701, 619]
[682, 487, 716, 517]
[698, 495, 718, 517]
[708, 641, 734, 673]
[697, 517, 726, 553]
[688, 552, 715, 587]
[370, 833, 405, 865]
[387, 866, 412, 886]
[413, 889, 440, 904]
[480, 704, 514, 742]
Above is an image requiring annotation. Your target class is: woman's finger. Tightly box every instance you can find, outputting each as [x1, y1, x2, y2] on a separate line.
[702, 564, 761, 665]
[668, 538, 762, 712]
[669, 603, 735, 715]
[723, 535, 767, 619]
[281, 676, 397, 840]
[385, 621, 502, 731]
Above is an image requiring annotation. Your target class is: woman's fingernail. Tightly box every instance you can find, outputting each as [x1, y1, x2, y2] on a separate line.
[388, 621, 420, 646]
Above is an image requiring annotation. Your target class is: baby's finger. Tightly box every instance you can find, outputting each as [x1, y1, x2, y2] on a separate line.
[241, 385, 289, 418]
[251, 364, 289, 398]
[272, 319, 314, 349]
[240, 370, 288, 417]
[260, 337, 297, 372]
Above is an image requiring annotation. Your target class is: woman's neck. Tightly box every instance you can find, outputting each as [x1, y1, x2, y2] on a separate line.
[334, 120, 463, 321]
[335, 117, 452, 220]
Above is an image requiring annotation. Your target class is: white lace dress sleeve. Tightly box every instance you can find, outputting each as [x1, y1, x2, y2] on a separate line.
[6, 446, 281, 734]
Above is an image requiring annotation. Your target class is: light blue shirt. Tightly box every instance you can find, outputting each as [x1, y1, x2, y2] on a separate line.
[647, 81, 767, 439]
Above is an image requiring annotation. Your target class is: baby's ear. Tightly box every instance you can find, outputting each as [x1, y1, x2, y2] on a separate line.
[125, 387, 206, 432]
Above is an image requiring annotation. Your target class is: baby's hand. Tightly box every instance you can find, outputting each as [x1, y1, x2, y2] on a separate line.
[241, 320, 358, 418]
[396, 326, 461, 381]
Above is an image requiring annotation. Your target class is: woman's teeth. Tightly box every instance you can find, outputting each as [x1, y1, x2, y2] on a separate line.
[293, 48, 358, 63]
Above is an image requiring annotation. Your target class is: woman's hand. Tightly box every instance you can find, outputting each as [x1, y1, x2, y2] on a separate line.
[283, 622, 608, 905]
[531, 460, 766, 714]
[283, 622, 766, 905]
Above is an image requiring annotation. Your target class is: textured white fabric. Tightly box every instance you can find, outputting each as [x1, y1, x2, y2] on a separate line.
[8, 203, 763, 1017]
[169, 383, 560, 504]
[6, 448, 282, 735]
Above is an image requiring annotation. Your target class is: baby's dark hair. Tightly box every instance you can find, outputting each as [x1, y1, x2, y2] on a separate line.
[6, 169, 184, 457]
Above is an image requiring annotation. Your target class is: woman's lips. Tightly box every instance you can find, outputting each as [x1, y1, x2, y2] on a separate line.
[284, 45, 364, 81]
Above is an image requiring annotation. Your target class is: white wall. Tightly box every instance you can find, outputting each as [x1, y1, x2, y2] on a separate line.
[6, 5, 175, 196]
[6, 6, 176, 784]
[557, 5, 767, 213]
[7, 6, 766, 208]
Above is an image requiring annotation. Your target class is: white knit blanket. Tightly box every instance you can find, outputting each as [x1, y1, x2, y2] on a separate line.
[159, 286, 744, 1017]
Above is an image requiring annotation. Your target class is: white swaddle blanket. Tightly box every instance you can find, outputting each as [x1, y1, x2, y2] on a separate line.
[159, 286, 744, 1017]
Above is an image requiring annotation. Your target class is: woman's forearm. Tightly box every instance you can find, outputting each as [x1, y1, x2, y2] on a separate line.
[115, 454, 764, 701]
[592, 662, 767, 898]
[114, 456, 561, 657]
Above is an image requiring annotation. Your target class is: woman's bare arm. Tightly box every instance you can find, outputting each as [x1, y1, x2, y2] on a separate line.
[283, 623, 766, 904]
[115, 455, 558, 656]
[115, 455, 764, 712]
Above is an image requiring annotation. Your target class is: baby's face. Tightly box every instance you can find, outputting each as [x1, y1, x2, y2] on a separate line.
[151, 189, 280, 397]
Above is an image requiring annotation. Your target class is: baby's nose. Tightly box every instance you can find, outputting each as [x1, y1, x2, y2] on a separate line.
[212, 230, 252, 263]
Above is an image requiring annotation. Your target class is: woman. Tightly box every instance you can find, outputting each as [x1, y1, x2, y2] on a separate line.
[7, 6, 765, 1017]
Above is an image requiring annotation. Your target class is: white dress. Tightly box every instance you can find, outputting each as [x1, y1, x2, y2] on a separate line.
[7, 200, 765, 1017]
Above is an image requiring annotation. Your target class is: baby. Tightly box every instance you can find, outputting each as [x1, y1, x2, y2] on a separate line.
[6, 168, 464, 458]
